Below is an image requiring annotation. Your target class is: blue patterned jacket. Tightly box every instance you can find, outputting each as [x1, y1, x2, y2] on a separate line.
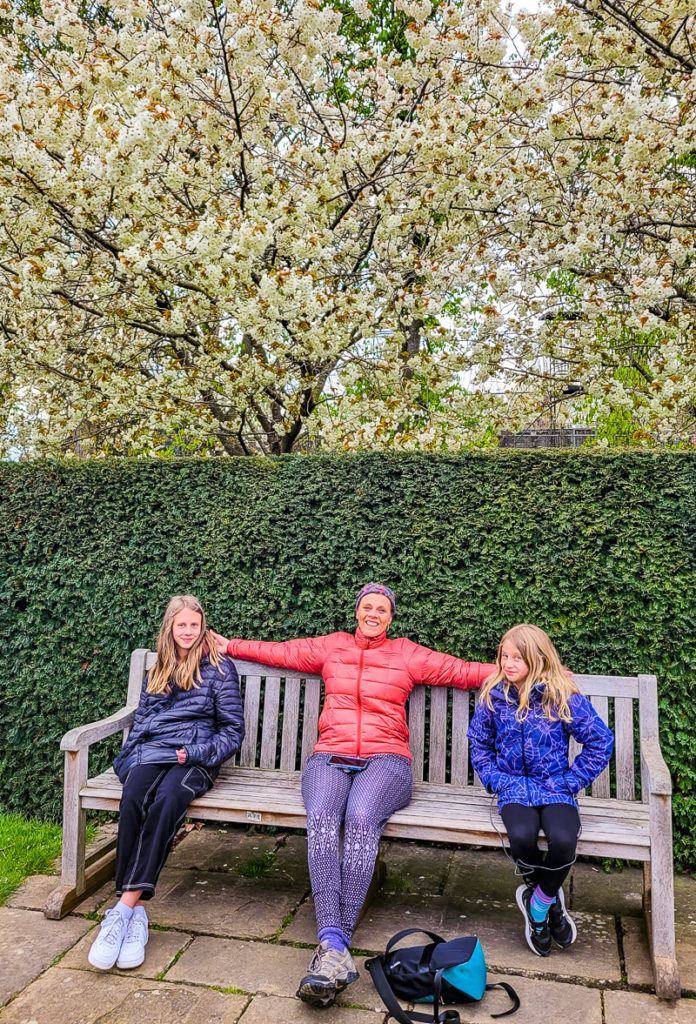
[113, 655, 244, 782]
[468, 683, 614, 808]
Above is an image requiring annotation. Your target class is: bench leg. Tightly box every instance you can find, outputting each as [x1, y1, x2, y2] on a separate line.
[644, 794, 680, 1000]
[45, 748, 110, 920]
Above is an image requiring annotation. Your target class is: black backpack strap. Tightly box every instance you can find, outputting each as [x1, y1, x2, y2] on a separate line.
[385, 928, 446, 954]
[366, 955, 449, 1024]
[432, 968, 461, 1024]
[486, 981, 521, 1017]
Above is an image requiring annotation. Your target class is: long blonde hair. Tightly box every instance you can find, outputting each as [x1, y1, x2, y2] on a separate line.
[480, 623, 579, 722]
[147, 595, 222, 694]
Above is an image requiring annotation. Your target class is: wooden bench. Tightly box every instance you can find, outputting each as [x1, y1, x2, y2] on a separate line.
[46, 651, 680, 999]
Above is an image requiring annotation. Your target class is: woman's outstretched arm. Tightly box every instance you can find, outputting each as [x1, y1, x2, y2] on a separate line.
[404, 639, 496, 690]
[210, 630, 331, 676]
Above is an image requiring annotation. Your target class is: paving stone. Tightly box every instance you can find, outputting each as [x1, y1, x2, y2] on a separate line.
[0, 968, 248, 1024]
[0, 907, 90, 1007]
[604, 989, 696, 1024]
[143, 870, 304, 939]
[445, 973, 602, 1024]
[166, 826, 277, 871]
[442, 847, 519, 904]
[166, 935, 384, 1010]
[272, 835, 311, 887]
[238, 993, 383, 1024]
[349, 888, 620, 984]
[622, 917, 696, 993]
[277, 896, 320, 944]
[380, 838, 451, 895]
[281, 891, 449, 950]
[70, 881, 117, 916]
[167, 826, 312, 887]
[8, 874, 113, 917]
[674, 873, 696, 932]
[569, 860, 643, 917]
[350, 893, 448, 953]
[7, 875, 60, 912]
[441, 895, 622, 983]
[59, 925, 192, 980]
[349, 885, 620, 987]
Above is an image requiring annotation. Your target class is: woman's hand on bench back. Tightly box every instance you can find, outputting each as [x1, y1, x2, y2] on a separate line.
[209, 630, 229, 654]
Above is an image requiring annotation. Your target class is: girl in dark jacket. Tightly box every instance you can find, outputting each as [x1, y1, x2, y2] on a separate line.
[468, 623, 613, 958]
[88, 595, 244, 972]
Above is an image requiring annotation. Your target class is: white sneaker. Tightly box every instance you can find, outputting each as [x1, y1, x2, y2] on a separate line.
[116, 911, 149, 969]
[88, 907, 129, 970]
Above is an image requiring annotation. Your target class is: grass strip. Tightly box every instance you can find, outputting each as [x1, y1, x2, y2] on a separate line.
[0, 813, 63, 905]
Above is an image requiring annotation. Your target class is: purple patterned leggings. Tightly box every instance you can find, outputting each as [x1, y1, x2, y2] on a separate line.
[301, 753, 413, 941]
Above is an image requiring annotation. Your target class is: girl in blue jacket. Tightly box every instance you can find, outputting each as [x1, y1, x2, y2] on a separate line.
[88, 595, 245, 972]
[468, 623, 613, 957]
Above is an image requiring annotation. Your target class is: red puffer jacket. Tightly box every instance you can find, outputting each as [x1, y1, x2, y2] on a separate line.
[227, 630, 495, 760]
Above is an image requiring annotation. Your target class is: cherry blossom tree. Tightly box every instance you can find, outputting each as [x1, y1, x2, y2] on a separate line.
[0, 0, 694, 455]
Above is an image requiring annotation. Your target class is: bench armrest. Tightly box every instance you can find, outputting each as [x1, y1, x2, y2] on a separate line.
[60, 706, 137, 752]
[640, 737, 672, 797]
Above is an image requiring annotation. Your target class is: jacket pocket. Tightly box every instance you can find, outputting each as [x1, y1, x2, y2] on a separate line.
[547, 773, 574, 796]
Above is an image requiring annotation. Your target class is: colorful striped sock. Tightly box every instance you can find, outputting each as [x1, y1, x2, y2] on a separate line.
[530, 886, 556, 922]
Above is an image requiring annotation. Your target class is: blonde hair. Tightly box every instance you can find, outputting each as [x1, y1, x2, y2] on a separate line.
[480, 623, 579, 722]
[147, 595, 222, 694]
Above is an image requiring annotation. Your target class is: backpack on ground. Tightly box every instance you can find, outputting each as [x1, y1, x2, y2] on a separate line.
[365, 927, 520, 1023]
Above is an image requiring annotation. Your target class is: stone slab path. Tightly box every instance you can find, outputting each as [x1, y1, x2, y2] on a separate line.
[2, 827, 695, 1024]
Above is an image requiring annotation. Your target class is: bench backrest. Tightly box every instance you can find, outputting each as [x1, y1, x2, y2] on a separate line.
[127, 651, 657, 803]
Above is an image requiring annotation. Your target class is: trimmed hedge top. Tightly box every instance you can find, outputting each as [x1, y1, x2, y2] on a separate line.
[1, 452, 694, 867]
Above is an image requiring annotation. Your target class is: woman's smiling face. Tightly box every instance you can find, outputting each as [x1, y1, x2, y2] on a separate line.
[356, 593, 393, 637]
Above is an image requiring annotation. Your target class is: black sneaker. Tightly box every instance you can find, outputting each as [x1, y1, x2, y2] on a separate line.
[548, 887, 577, 948]
[516, 884, 552, 957]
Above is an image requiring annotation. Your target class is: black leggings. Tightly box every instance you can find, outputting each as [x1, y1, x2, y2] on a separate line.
[500, 802, 581, 898]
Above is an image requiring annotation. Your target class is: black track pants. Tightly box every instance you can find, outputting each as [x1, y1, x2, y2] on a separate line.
[115, 763, 211, 899]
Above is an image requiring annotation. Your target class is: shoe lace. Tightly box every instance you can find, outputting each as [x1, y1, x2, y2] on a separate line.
[309, 943, 351, 977]
[124, 917, 146, 944]
[99, 910, 126, 947]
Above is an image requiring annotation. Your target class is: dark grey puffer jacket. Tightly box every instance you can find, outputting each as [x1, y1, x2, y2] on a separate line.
[113, 655, 245, 782]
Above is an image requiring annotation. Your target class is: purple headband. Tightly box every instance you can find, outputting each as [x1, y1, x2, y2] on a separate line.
[355, 583, 396, 615]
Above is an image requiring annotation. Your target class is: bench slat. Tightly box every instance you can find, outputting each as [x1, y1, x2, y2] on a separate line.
[300, 676, 321, 769]
[428, 688, 448, 783]
[450, 689, 470, 785]
[575, 675, 640, 698]
[239, 674, 262, 767]
[590, 695, 611, 798]
[408, 687, 425, 783]
[280, 676, 302, 771]
[260, 676, 281, 769]
[615, 696, 636, 800]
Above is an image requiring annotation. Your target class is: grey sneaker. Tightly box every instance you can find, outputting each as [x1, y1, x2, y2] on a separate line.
[116, 911, 149, 968]
[296, 940, 359, 1007]
[87, 907, 129, 970]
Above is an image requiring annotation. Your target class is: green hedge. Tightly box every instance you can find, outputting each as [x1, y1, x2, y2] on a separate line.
[1, 453, 694, 868]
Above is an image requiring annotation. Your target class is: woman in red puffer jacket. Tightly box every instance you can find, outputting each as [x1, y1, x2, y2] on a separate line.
[212, 583, 494, 1009]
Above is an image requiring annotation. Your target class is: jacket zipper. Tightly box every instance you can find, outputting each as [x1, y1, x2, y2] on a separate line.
[520, 716, 531, 803]
[356, 648, 365, 756]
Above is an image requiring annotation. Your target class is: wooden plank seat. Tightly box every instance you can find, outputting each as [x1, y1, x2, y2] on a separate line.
[78, 767, 652, 859]
[46, 652, 679, 999]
